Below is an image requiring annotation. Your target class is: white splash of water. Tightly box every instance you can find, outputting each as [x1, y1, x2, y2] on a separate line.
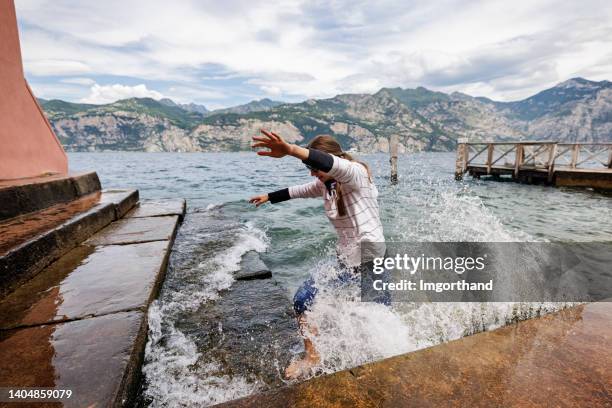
[294, 189, 570, 379]
[143, 222, 269, 407]
[209, 222, 268, 274]
[406, 189, 538, 242]
[143, 303, 259, 407]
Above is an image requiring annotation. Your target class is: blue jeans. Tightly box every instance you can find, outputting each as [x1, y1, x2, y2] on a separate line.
[293, 260, 391, 315]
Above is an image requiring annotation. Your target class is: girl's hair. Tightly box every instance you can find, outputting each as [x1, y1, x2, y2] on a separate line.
[307, 134, 371, 217]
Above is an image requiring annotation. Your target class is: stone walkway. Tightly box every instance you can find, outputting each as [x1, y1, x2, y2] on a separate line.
[0, 200, 185, 407]
[217, 302, 612, 408]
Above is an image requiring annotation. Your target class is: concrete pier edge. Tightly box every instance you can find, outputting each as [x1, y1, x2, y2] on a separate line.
[0, 199, 186, 407]
[215, 301, 612, 408]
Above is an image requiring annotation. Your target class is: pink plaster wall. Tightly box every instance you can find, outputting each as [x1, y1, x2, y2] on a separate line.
[0, 0, 68, 181]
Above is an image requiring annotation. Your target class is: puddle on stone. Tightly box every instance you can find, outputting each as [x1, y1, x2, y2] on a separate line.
[0, 241, 169, 328]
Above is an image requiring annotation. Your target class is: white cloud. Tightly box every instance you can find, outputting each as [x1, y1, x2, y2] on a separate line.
[80, 83, 164, 104]
[260, 85, 282, 96]
[25, 59, 91, 76]
[60, 77, 96, 85]
[14, 0, 612, 103]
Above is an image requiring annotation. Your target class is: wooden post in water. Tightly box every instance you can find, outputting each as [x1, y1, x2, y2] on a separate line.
[547, 143, 557, 183]
[513, 144, 523, 179]
[390, 135, 399, 184]
[570, 144, 580, 168]
[455, 138, 468, 180]
[486, 144, 494, 174]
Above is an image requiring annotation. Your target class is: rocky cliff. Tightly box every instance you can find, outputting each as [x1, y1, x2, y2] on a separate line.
[40, 77, 612, 153]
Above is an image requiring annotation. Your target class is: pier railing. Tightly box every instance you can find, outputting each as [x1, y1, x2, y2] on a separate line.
[455, 141, 612, 182]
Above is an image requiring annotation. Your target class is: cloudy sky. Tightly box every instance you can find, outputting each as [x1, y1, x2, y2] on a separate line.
[15, 0, 612, 109]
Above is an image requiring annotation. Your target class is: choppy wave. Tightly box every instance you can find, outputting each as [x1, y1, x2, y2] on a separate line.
[108, 152, 603, 406]
[142, 220, 269, 407]
[296, 188, 571, 380]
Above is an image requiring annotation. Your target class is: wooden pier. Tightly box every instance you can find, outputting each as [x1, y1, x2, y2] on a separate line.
[455, 140, 612, 190]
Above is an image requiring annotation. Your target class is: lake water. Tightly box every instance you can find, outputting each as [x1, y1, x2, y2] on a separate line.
[69, 152, 612, 406]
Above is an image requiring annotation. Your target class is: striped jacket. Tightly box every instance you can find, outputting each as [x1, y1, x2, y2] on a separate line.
[270, 150, 385, 267]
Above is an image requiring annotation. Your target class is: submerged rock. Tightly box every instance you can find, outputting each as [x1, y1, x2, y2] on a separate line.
[236, 251, 272, 280]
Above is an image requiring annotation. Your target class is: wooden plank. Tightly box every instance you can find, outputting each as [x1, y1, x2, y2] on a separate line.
[514, 144, 523, 178]
[490, 145, 516, 166]
[576, 146, 607, 167]
[458, 140, 612, 189]
[523, 144, 548, 166]
[466, 145, 488, 165]
[390, 135, 398, 184]
[570, 144, 580, 168]
[466, 141, 557, 146]
[547, 144, 557, 183]
[486, 144, 494, 174]
[554, 146, 572, 165]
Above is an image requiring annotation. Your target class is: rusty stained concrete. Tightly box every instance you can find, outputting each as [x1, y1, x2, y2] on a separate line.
[0, 188, 139, 298]
[0, 311, 146, 408]
[218, 302, 612, 408]
[0, 172, 101, 222]
[0, 240, 170, 329]
[0, 199, 186, 407]
[0, 192, 103, 255]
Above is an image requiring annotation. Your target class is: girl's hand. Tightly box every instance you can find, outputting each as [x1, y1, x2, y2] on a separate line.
[252, 129, 293, 158]
[249, 194, 269, 207]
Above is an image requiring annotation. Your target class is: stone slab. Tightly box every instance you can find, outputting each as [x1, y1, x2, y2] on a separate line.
[0, 310, 146, 408]
[236, 251, 272, 280]
[0, 240, 171, 329]
[0, 202, 116, 299]
[86, 215, 179, 246]
[0, 189, 141, 298]
[99, 189, 140, 219]
[0, 192, 104, 256]
[0, 172, 101, 222]
[127, 199, 186, 220]
[217, 302, 612, 408]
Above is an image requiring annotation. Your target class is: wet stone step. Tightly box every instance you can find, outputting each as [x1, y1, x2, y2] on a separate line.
[139, 209, 302, 405]
[0, 171, 101, 222]
[0, 189, 139, 298]
[127, 199, 187, 221]
[0, 198, 186, 407]
[99, 189, 140, 219]
[0, 192, 106, 256]
[0, 310, 146, 408]
[0, 240, 171, 329]
[86, 215, 179, 246]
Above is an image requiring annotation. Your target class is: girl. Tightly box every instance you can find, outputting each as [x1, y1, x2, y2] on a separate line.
[249, 130, 387, 379]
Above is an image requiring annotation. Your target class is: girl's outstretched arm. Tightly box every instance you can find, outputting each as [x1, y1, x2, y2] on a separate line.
[249, 180, 325, 208]
[252, 129, 335, 173]
[253, 129, 364, 186]
[252, 129, 309, 160]
[248, 194, 269, 207]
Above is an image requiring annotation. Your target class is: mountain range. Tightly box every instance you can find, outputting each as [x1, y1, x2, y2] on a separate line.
[39, 77, 612, 153]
